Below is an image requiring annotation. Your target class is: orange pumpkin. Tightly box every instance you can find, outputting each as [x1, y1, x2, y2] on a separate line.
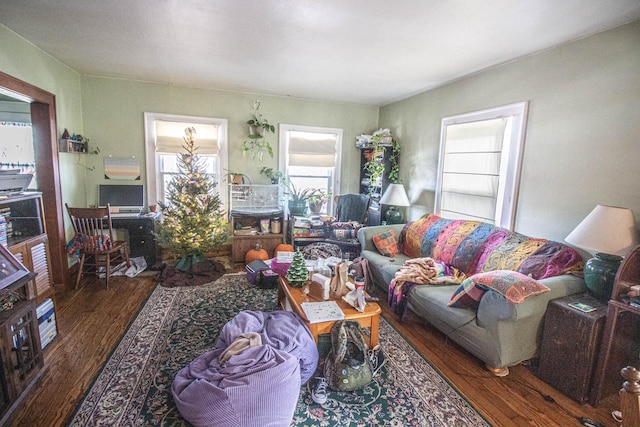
[275, 243, 294, 253]
[245, 243, 269, 264]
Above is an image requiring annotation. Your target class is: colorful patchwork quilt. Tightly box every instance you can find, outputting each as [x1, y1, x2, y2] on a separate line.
[400, 214, 583, 280]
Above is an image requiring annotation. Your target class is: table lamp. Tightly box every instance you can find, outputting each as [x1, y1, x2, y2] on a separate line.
[565, 205, 640, 302]
[379, 184, 410, 224]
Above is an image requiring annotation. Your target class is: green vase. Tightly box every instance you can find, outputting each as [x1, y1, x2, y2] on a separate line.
[288, 200, 307, 216]
[584, 252, 622, 303]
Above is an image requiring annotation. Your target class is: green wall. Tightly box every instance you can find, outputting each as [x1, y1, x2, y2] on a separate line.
[79, 77, 378, 206]
[0, 24, 86, 211]
[380, 20, 640, 243]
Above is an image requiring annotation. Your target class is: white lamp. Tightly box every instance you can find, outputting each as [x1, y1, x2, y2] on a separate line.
[379, 184, 410, 224]
[565, 205, 640, 302]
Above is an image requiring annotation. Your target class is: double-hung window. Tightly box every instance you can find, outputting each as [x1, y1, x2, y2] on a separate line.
[144, 113, 228, 210]
[435, 102, 528, 229]
[279, 124, 343, 214]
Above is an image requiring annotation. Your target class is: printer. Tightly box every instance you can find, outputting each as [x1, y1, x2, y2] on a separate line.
[0, 171, 33, 195]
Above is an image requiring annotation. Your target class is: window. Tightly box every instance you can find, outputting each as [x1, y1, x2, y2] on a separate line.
[144, 113, 228, 209]
[434, 102, 528, 229]
[279, 124, 343, 214]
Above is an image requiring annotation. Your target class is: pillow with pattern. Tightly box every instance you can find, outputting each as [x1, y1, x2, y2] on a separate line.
[373, 229, 399, 257]
[448, 270, 549, 309]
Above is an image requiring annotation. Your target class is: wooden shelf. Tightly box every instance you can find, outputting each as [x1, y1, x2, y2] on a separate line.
[590, 244, 640, 406]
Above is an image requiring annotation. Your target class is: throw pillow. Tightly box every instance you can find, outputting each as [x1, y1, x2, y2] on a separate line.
[448, 270, 550, 309]
[373, 229, 399, 257]
[330, 229, 358, 241]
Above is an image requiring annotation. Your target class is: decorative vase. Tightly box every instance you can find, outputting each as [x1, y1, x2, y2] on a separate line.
[308, 200, 324, 214]
[288, 200, 307, 216]
[584, 253, 623, 303]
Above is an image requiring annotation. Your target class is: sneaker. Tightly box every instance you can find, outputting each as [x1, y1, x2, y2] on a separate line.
[368, 345, 386, 377]
[311, 377, 328, 405]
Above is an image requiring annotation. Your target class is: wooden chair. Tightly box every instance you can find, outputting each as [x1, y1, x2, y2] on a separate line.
[65, 203, 130, 288]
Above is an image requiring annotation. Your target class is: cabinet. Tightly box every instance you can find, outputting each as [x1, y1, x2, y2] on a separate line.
[111, 217, 158, 266]
[590, 244, 640, 405]
[0, 253, 44, 424]
[1, 193, 54, 305]
[537, 294, 606, 403]
[229, 184, 284, 263]
[359, 146, 396, 226]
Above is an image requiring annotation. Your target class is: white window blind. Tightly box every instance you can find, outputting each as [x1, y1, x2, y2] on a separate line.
[440, 118, 507, 222]
[287, 131, 337, 167]
[145, 113, 228, 210]
[155, 120, 219, 154]
[435, 102, 528, 229]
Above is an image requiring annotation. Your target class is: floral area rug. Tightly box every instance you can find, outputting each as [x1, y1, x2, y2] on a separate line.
[67, 273, 490, 426]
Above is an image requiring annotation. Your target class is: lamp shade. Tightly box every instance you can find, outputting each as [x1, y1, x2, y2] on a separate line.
[565, 205, 639, 256]
[379, 184, 410, 207]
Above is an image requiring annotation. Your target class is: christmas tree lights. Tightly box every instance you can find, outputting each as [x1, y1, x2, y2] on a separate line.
[155, 127, 229, 270]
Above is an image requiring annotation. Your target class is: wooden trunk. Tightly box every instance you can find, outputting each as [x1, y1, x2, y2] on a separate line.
[537, 293, 606, 404]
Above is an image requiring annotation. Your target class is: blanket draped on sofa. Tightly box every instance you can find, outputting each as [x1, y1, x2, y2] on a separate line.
[400, 215, 583, 279]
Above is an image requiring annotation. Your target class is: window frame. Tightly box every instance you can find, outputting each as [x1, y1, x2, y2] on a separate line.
[144, 112, 228, 210]
[434, 101, 528, 229]
[279, 123, 343, 214]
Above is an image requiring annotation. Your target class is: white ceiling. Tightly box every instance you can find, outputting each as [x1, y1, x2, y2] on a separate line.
[1, 0, 639, 106]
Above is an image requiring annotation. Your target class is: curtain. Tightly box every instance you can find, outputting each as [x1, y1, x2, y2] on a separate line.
[155, 120, 219, 154]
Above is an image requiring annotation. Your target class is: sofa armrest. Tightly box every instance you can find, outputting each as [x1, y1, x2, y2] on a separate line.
[476, 274, 586, 328]
[358, 224, 406, 252]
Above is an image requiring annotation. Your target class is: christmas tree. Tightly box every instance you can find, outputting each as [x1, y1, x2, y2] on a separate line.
[286, 250, 309, 288]
[155, 127, 229, 271]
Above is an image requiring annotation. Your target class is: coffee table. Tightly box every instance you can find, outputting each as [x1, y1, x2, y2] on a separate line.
[277, 275, 381, 347]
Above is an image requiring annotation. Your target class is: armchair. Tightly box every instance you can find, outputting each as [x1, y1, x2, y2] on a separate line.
[325, 194, 371, 258]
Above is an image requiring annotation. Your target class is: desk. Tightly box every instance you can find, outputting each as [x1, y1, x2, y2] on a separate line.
[111, 216, 158, 266]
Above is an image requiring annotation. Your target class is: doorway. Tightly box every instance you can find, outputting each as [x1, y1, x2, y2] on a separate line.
[0, 71, 69, 286]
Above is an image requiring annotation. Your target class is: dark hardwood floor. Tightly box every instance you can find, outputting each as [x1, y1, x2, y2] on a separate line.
[6, 270, 621, 426]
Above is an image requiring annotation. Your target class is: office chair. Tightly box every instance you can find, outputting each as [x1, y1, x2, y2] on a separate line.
[65, 203, 130, 288]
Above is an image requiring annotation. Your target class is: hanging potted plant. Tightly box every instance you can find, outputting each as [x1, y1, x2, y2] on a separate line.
[242, 100, 275, 162]
[259, 167, 284, 184]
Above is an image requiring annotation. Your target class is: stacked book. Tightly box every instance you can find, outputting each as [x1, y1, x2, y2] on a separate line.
[0, 216, 6, 247]
[292, 215, 328, 238]
[0, 206, 11, 245]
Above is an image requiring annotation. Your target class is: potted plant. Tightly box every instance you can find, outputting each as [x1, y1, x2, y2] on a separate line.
[259, 167, 284, 184]
[283, 180, 320, 215]
[242, 100, 275, 162]
[225, 170, 248, 185]
[307, 189, 331, 214]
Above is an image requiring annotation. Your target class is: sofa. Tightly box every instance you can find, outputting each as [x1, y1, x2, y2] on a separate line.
[358, 214, 586, 374]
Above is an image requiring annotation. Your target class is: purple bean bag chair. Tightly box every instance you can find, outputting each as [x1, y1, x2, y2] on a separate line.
[172, 311, 318, 427]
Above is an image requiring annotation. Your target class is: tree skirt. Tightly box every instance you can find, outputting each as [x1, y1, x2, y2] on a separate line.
[68, 273, 490, 426]
[157, 258, 225, 287]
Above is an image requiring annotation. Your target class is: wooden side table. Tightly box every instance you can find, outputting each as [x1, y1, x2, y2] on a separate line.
[537, 293, 607, 404]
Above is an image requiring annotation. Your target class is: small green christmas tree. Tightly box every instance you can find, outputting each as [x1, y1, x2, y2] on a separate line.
[286, 251, 309, 288]
[155, 127, 229, 271]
